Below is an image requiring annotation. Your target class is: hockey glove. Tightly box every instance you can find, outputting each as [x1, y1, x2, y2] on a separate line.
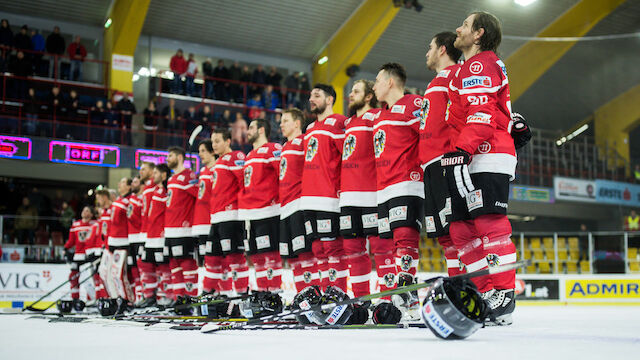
[511, 112, 532, 149]
[63, 249, 74, 263]
[372, 301, 401, 324]
[440, 148, 471, 168]
[441, 148, 475, 200]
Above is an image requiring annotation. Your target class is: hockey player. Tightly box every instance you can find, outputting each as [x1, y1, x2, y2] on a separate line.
[239, 118, 283, 291]
[64, 205, 97, 308]
[279, 108, 317, 291]
[193, 140, 215, 267]
[126, 176, 144, 302]
[140, 163, 172, 306]
[207, 128, 250, 294]
[420, 32, 463, 277]
[165, 147, 199, 298]
[443, 12, 518, 325]
[91, 189, 112, 299]
[300, 84, 348, 292]
[137, 162, 162, 307]
[109, 177, 131, 252]
[372, 63, 424, 312]
[340, 80, 397, 298]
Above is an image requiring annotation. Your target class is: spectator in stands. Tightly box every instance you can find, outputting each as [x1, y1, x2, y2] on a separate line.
[634, 165, 640, 183]
[46, 26, 66, 78]
[247, 93, 263, 120]
[59, 201, 75, 240]
[196, 105, 213, 143]
[67, 98, 84, 139]
[213, 59, 230, 101]
[66, 89, 79, 109]
[229, 61, 242, 102]
[116, 93, 136, 145]
[266, 66, 282, 88]
[104, 101, 119, 144]
[185, 53, 198, 96]
[0, 19, 12, 72]
[30, 29, 45, 75]
[231, 112, 250, 153]
[218, 109, 233, 128]
[299, 74, 310, 110]
[162, 98, 183, 146]
[240, 65, 252, 96]
[90, 99, 106, 142]
[15, 197, 38, 244]
[13, 25, 32, 52]
[67, 36, 87, 81]
[23, 88, 39, 135]
[625, 210, 640, 231]
[9, 51, 32, 99]
[169, 49, 187, 94]
[578, 223, 590, 262]
[284, 71, 299, 107]
[143, 100, 160, 148]
[183, 105, 197, 134]
[252, 64, 266, 95]
[203, 57, 214, 98]
[47, 85, 64, 136]
[263, 84, 280, 119]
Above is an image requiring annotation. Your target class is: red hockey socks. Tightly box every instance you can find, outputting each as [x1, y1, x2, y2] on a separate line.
[293, 251, 318, 291]
[156, 263, 172, 300]
[69, 270, 79, 300]
[343, 237, 371, 297]
[393, 227, 419, 278]
[93, 273, 108, 299]
[438, 235, 465, 277]
[203, 255, 222, 293]
[450, 220, 492, 292]
[180, 258, 199, 297]
[129, 265, 142, 302]
[138, 261, 157, 299]
[264, 251, 283, 291]
[474, 214, 516, 290]
[226, 253, 249, 293]
[169, 258, 185, 298]
[312, 240, 329, 290]
[370, 236, 395, 299]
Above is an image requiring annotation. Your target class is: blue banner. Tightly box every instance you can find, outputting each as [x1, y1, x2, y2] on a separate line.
[595, 179, 640, 207]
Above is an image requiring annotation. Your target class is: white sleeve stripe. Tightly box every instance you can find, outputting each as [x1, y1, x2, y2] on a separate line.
[304, 130, 345, 140]
[152, 196, 167, 201]
[345, 126, 373, 134]
[168, 183, 195, 190]
[113, 202, 127, 210]
[199, 175, 213, 180]
[425, 86, 448, 94]
[373, 117, 420, 129]
[214, 164, 242, 171]
[245, 157, 278, 165]
[281, 150, 304, 156]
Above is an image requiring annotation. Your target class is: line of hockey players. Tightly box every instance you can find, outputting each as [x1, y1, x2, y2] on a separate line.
[63, 12, 531, 327]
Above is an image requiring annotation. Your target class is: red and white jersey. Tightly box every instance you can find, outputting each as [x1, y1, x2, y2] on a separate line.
[193, 166, 213, 236]
[239, 142, 282, 220]
[165, 168, 197, 238]
[65, 219, 97, 257]
[448, 51, 516, 178]
[279, 134, 305, 219]
[300, 114, 347, 213]
[147, 186, 167, 248]
[210, 151, 245, 223]
[85, 222, 102, 255]
[109, 196, 129, 247]
[419, 64, 460, 167]
[140, 180, 156, 239]
[96, 207, 111, 250]
[374, 94, 424, 204]
[126, 193, 143, 243]
[340, 109, 380, 208]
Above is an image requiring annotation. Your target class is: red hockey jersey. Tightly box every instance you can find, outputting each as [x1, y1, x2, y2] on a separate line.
[239, 142, 282, 220]
[300, 114, 347, 213]
[147, 186, 167, 248]
[210, 151, 245, 223]
[419, 64, 460, 167]
[447, 51, 516, 179]
[126, 193, 143, 244]
[65, 219, 97, 257]
[340, 109, 380, 208]
[193, 166, 213, 236]
[109, 197, 129, 247]
[95, 207, 111, 250]
[374, 94, 424, 204]
[140, 180, 156, 238]
[279, 134, 305, 219]
[85, 222, 102, 255]
[165, 168, 197, 238]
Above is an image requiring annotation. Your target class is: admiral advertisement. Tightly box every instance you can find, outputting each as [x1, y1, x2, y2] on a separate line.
[565, 278, 640, 301]
[554, 177, 596, 202]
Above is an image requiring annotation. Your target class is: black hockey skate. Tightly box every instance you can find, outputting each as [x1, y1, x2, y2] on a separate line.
[482, 289, 515, 326]
[393, 273, 420, 320]
[135, 296, 157, 309]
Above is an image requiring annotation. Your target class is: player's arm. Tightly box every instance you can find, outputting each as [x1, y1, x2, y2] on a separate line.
[64, 224, 77, 250]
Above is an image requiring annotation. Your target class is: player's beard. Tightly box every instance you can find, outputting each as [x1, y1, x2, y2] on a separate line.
[247, 132, 259, 145]
[310, 102, 326, 115]
[348, 98, 365, 116]
[166, 158, 177, 169]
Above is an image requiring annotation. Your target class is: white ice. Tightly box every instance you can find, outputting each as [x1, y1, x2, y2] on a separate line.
[0, 305, 638, 360]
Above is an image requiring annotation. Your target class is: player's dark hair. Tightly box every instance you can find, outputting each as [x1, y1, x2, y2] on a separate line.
[354, 79, 378, 108]
[433, 31, 462, 63]
[313, 83, 336, 102]
[156, 163, 171, 189]
[212, 128, 231, 142]
[167, 146, 186, 159]
[199, 139, 213, 153]
[379, 63, 407, 87]
[95, 189, 110, 198]
[82, 205, 94, 219]
[254, 118, 271, 139]
[470, 11, 502, 53]
[283, 108, 306, 129]
[141, 161, 156, 169]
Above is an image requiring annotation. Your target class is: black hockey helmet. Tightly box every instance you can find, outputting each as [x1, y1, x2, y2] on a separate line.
[240, 291, 283, 318]
[97, 298, 118, 316]
[56, 300, 73, 314]
[311, 286, 353, 325]
[291, 285, 323, 324]
[421, 278, 487, 340]
[72, 299, 86, 312]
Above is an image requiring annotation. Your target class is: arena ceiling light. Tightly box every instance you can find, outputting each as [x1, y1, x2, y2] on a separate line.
[514, 0, 537, 6]
[104, 18, 112, 29]
[556, 124, 589, 146]
[317, 56, 329, 65]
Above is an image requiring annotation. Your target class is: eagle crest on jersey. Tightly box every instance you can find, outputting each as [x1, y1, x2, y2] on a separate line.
[419, 98, 430, 130]
[279, 157, 288, 181]
[374, 130, 386, 158]
[342, 134, 356, 160]
[78, 229, 90, 242]
[458, 255, 466, 271]
[486, 254, 500, 267]
[383, 273, 396, 288]
[126, 203, 133, 218]
[328, 268, 337, 282]
[198, 179, 206, 199]
[244, 165, 253, 187]
[303, 271, 312, 283]
[400, 254, 413, 272]
[305, 137, 319, 161]
[166, 189, 173, 207]
[102, 222, 108, 236]
[212, 170, 218, 189]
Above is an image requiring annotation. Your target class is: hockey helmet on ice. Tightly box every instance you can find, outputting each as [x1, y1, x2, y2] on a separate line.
[240, 291, 283, 319]
[291, 285, 323, 324]
[310, 286, 353, 325]
[56, 300, 73, 314]
[421, 278, 487, 340]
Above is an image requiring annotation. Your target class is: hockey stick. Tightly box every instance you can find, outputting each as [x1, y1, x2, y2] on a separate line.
[188, 125, 203, 150]
[202, 259, 529, 333]
[172, 291, 265, 312]
[23, 259, 100, 312]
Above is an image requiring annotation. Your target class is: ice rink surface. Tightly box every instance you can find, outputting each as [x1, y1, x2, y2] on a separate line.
[1, 305, 638, 360]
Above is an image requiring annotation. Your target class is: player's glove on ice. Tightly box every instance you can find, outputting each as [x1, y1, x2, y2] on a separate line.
[511, 112, 532, 149]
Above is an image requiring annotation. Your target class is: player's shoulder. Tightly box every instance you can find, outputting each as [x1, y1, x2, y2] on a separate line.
[394, 94, 422, 113]
[323, 114, 347, 129]
[72, 219, 82, 226]
[462, 52, 502, 76]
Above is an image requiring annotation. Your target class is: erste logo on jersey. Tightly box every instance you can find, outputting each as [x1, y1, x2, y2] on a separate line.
[419, 98, 430, 130]
[126, 203, 133, 218]
[469, 61, 483, 74]
[244, 165, 253, 187]
[342, 134, 356, 160]
[462, 76, 491, 88]
[374, 130, 386, 158]
[167, 189, 173, 207]
[279, 157, 287, 181]
[305, 137, 319, 162]
[198, 179, 206, 199]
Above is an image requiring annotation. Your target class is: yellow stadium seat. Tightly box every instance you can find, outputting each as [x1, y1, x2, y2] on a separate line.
[568, 237, 579, 250]
[425, 238, 435, 248]
[544, 248, 555, 260]
[420, 259, 431, 272]
[523, 249, 532, 259]
[557, 237, 567, 249]
[630, 261, 640, 272]
[539, 262, 551, 274]
[558, 249, 568, 261]
[566, 261, 578, 273]
[569, 250, 579, 260]
[421, 248, 430, 258]
[526, 263, 537, 273]
[628, 248, 638, 261]
[530, 238, 541, 249]
[431, 249, 442, 259]
[431, 260, 442, 272]
[543, 237, 553, 249]
[580, 261, 590, 273]
[533, 249, 544, 260]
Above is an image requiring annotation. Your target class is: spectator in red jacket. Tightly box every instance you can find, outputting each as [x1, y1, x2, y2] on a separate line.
[185, 53, 198, 96]
[169, 49, 187, 94]
[67, 36, 87, 81]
